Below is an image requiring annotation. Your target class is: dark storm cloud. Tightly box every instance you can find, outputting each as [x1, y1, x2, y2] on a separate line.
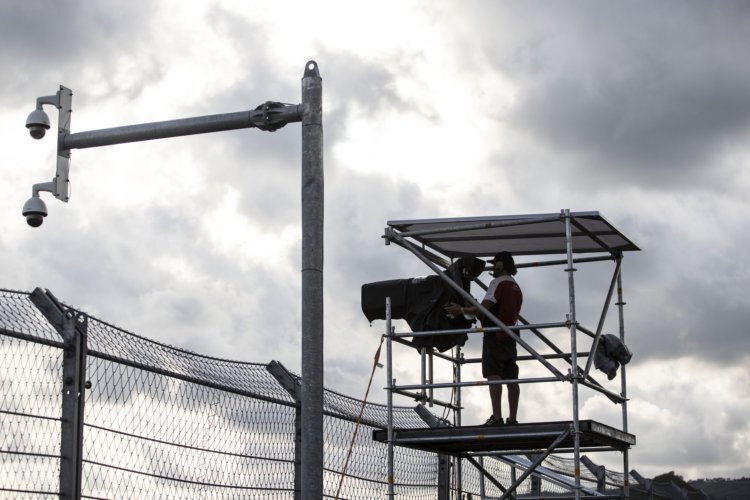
[467, 1, 750, 191]
[635, 273, 750, 365]
[449, 2, 750, 379]
[0, 0, 158, 98]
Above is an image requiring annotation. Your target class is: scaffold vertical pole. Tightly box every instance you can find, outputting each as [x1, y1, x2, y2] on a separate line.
[420, 347, 427, 403]
[455, 347, 463, 496]
[300, 61, 324, 500]
[428, 350, 434, 407]
[386, 297, 395, 499]
[616, 256, 631, 498]
[564, 209, 582, 500]
[479, 456, 487, 498]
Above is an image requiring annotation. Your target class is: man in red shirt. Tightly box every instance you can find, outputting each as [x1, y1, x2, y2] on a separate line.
[446, 251, 523, 426]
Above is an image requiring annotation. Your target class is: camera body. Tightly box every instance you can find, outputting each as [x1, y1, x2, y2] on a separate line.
[361, 256, 485, 352]
[22, 196, 48, 227]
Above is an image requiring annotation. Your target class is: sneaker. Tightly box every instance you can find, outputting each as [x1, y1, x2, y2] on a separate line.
[482, 415, 505, 426]
[505, 418, 519, 425]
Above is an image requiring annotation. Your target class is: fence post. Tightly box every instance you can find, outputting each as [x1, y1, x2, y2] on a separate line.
[527, 453, 542, 497]
[437, 454, 451, 500]
[267, 361, 302, 500]
[413, 404, 451, 499]
[29, 288, 88, 500]
[581, 455, 606, 493]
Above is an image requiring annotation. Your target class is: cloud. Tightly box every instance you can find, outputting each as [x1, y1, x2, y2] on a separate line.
[461, 2, 750, 192]
[623, 359, 750, 479]
[0, 1, 159, 99]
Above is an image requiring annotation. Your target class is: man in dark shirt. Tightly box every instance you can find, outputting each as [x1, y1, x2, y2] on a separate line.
[446, 251, 523, 426]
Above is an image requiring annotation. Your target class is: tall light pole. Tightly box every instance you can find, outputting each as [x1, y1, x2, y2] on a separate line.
[300, 62, 324, 498]
[22, 61, 324, 499]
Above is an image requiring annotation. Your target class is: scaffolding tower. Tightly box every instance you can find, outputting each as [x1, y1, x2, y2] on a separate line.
[371, 210, 639, 499]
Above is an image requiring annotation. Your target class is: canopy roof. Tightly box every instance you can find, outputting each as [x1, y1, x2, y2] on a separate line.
[387, 211, 640, 258]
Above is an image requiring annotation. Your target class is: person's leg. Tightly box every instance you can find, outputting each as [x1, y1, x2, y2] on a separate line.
[507, 383, 519, 422]
[487, 374, 503, 420]
[501, 341, 520, 423]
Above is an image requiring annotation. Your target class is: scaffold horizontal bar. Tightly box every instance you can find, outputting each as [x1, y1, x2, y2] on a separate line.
[518, 254, 615, 269]
[390, 389, 461, 411]
[390, 215, 562, 239]
[468, 446, 619, 456]
[389, 376, 562, 392]
[461, 351, 590, 365]
[391, 321, 569, 339]
[394, 430, 565, 444]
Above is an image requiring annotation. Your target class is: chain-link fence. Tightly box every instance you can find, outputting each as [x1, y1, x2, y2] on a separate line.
[1, 288, 630, 499]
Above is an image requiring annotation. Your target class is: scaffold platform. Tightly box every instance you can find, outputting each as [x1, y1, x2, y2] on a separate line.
[373, 420, 635, 456]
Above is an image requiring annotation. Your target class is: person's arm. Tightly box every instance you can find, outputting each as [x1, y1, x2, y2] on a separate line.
[445, 300, 493, 317]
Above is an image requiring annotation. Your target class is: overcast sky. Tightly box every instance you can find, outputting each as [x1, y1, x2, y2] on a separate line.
[2, 0, 749, 481]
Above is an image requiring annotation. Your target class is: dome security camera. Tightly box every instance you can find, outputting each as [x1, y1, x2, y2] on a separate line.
[26, 108, 51, 139]
[22, 196, 48, 227]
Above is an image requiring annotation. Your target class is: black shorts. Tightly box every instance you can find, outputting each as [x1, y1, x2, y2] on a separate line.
[482, 334, 519, 379]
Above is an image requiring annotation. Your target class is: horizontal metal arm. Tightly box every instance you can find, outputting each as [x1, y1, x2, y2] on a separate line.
[63, 103, 302, 150]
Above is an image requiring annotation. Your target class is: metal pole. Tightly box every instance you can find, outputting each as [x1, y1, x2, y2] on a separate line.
[616, 256, 630, 498]
[266, 361, 303, 499]
[479, 455, 487, 499]
[60, 311, 87, 500]
[29, 289, 88, 500]
[582, 258, 622, 378]
[63, 107, 301, 149]
[300, 60, 324, 500]
[581, 456, 606, 493]
[386, 298, 395, 499]
[564, 209, 582, 500]
[428, 350, 434, 406]
[456, 348, 463, 497]
[437, 454, 451, 500]
[420, 347, 427, 403]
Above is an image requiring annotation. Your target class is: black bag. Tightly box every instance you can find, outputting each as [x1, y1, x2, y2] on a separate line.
[361, 257, 485, 352]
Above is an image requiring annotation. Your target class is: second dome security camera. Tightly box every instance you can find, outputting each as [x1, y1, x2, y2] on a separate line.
[21, 195, 48, 228]
[26, 108, 51, 139]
